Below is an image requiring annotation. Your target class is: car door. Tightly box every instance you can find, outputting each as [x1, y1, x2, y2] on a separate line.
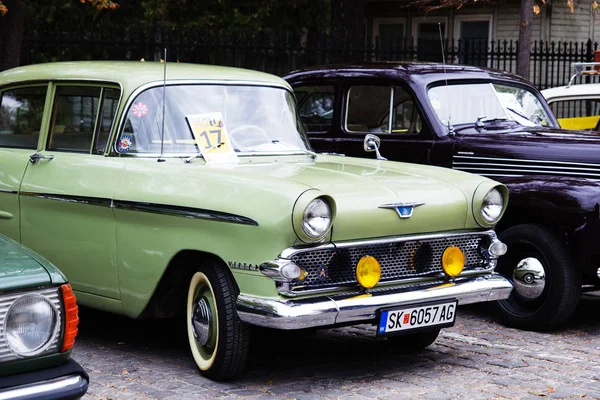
[0, 85, 48, 241]
[19, 82, 125, 299]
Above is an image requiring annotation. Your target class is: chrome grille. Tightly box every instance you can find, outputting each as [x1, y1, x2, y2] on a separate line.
[290, 235, 487, 292]
[0, 288, 62, 362]
[453, 155, 600, 179]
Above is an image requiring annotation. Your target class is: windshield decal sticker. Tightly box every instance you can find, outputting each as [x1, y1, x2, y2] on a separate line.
[118, 135, 133, 152]
[186, 112, 239, 164]
[132, 102, 148, 117]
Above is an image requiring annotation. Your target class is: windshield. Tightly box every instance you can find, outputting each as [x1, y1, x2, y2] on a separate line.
[118, 84, 311, 155]
[428, 83, 554, 130]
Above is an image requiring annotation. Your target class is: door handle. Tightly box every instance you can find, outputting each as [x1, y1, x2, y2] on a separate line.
[0, 211, 13, 219]
[29, 153, 55, 164]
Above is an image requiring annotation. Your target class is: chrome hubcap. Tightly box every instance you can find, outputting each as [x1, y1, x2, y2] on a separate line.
[192, 297, 212, 347]
[512, 257, 546, 300]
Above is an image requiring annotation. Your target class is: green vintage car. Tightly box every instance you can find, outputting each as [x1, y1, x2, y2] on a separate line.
[0, 61, 512, 380]
[0, 234, 88, 399]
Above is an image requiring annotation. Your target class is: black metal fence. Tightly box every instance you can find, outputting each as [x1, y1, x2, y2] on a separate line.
[19, 24, 600, 89]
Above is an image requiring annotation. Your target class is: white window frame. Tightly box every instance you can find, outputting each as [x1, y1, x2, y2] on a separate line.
[453, 14, 493, 67]
[411, 16, 448, 42]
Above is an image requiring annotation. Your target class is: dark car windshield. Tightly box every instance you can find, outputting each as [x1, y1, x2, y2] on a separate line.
[428, 83, 554, 130]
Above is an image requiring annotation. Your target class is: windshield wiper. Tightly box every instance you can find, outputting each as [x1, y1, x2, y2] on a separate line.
[184, 152, 204, 164]
[476, 115, 510, 127]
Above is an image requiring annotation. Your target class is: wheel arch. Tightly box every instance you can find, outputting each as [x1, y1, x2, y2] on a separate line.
[140, 249, 236, 319]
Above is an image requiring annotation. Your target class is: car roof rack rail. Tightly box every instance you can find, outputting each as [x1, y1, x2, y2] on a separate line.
[567, 62, 600, 87]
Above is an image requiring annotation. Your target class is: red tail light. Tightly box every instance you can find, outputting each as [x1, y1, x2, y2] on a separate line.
[60, 284, 79, 352]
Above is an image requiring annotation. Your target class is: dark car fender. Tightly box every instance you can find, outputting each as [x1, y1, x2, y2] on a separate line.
[496, 176, 600, 278]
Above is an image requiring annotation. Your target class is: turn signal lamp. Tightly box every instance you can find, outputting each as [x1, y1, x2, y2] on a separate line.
[441, 247, 465, 277]
[61, 284, 79, 352]
[356, 256, 381, 289]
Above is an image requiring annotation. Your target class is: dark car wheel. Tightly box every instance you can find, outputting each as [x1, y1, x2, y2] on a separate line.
[387, 329, 440, 350]
[186, 262, 249, 380]
[493, 224, 581, 330]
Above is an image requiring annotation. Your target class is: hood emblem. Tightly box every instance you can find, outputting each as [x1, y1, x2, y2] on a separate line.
[379, 202, 425, 219]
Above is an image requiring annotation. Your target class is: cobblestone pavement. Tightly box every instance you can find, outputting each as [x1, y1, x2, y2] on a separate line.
[75, 294, 600, 400]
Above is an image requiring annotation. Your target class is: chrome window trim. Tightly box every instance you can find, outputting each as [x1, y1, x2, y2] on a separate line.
[112, 80, 296, 157]
[279, 229, 495, 259]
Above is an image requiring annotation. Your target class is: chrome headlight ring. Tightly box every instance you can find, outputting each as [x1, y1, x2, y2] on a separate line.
[4, 294, 60, 357]
[481, 188, 504, 224]
[302, 198, 332, 239]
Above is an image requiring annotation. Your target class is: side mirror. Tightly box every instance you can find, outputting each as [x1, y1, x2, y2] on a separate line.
[363, 134, 387, 160]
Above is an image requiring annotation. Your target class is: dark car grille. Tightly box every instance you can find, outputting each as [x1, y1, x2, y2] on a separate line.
[289, 235, 487, 292]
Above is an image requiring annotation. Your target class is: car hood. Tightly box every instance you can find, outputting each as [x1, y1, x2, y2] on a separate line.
[0, 235, 63, 291]
[212, 154, 493, 241]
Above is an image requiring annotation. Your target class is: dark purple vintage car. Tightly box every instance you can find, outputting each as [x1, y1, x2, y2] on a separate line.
[284, 63, 600, 331]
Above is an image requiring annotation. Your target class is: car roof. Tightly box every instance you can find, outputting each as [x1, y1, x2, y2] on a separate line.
[0, 61, 289, 92]
[284, 62, 533, 87]
[541, 83, 600, 100]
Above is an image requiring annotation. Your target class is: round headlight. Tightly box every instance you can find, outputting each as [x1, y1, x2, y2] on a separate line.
[5, 294, 58, 357]
[481, 188, 504, 223]
[302, 198, 332, 238]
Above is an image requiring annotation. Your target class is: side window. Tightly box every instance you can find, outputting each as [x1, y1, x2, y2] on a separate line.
[0, 86, 47, 149]
[347, 85, 423, 134]
[549, 99, 600, 130]
[48, 86, 101, 152]
[296, 86, 335, 133]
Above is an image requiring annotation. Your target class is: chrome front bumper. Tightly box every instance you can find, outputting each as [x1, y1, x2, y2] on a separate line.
[237, 274, 512, 330]
[0, 374, 88, 400]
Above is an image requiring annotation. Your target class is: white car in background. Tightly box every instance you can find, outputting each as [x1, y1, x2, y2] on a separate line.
[542, 62, 600, 131]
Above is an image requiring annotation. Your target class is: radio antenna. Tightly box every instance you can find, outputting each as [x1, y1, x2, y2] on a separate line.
[438, 23, 454, 137]
[158, 48, 167, 162]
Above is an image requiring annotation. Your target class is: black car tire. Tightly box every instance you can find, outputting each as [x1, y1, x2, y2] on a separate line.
[186, 262, 249, 380]
[494, 223, 581, 330]
[387, 329, 440, 350]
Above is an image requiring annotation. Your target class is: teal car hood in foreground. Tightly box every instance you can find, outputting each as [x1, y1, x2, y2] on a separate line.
[0, 235, 65, 291]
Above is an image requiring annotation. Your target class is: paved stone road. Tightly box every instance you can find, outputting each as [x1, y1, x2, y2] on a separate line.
[75, 294, 600, 400]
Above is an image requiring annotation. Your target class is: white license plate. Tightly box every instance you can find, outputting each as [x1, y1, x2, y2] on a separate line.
[377, 300, 458, 335]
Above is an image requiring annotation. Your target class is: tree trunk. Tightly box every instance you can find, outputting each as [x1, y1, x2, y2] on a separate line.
[330, 0, 366, 62]
[0, 0, 25, 71]
[516, 0, 533, 79]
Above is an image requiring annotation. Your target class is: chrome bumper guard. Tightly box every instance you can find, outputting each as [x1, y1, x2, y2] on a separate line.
[237, 274, 512, 330]
[0, 375, 87, 400]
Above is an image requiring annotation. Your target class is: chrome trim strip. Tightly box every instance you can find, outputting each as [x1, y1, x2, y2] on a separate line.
[237, 274, 513, 330]
[0, 189, 17, 195]
[0, 375, 85, 400]
[455, 167, 600, 178]
[18, 192, 259, 226]
[279, 229, 495, 259]
[112, 200, 259, 226]
[454, 155, 600, 168]
[453, 161, 600, 172]
[19, 192, 112, 207]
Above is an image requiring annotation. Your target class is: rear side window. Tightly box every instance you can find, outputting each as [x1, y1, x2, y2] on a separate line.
[296, 85, 335, 133]
[0, 86, 47, 149]
[548, 98, 600, 130]
[48, 86, 120, 153]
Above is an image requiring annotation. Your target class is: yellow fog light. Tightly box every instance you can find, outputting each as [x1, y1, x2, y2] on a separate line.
[356, 256, 381, 289]
[442, 246, 465, 277]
